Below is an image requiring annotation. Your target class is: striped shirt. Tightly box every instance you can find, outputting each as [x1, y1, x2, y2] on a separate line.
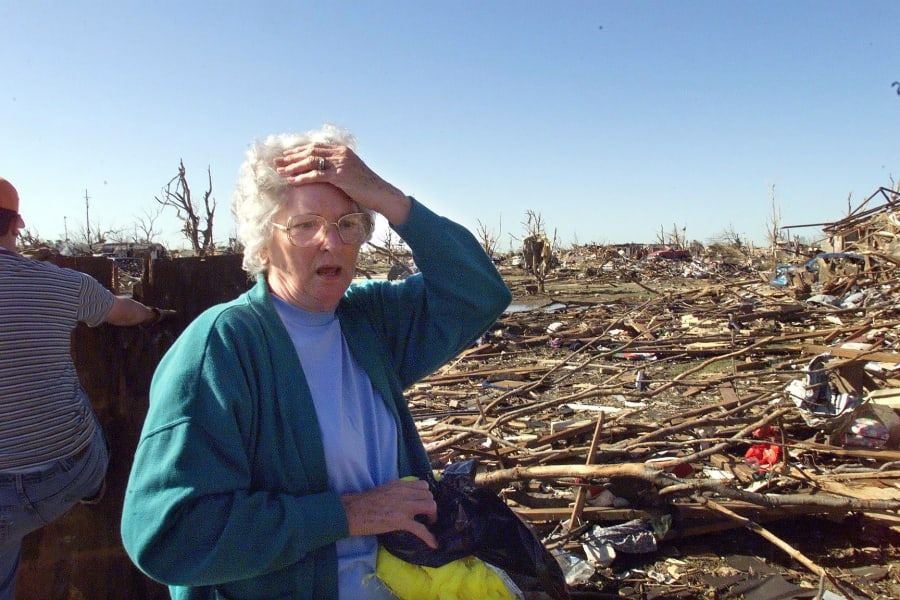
[0, 248, 114, 470]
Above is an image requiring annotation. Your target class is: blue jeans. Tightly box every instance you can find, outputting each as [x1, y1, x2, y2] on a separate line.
[0, 427, 108, 600]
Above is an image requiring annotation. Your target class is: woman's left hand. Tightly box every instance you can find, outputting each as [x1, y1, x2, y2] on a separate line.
[275, 143, 411, 225]
[340, 478, 438, 548]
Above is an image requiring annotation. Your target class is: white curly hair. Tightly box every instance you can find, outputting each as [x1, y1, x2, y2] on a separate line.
[232, 123, 358, 276]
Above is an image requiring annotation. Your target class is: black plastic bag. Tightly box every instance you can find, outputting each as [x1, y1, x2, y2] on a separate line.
[379, 459, 569, 599]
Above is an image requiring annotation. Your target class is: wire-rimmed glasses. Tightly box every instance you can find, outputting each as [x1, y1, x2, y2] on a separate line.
[271, 212, 373, 247]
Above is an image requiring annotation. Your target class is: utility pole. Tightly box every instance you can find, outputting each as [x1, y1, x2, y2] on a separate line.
[84, 190, 91, 251]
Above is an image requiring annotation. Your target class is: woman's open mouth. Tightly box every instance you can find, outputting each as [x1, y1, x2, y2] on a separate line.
[316, 266, 342, 277]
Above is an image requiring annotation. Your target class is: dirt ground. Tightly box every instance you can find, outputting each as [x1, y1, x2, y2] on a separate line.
[410, 256, 900, 600]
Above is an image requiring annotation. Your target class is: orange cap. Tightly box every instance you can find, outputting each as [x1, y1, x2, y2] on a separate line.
[0, 178, 19, 213]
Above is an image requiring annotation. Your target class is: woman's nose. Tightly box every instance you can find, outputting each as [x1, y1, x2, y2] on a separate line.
[320, 222, 343, 247]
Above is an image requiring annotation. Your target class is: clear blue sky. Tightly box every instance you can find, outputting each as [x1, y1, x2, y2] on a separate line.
[4, 1, 899, 251]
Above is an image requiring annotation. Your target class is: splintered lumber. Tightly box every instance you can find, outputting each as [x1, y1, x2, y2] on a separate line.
[801, 344, 900, 363]
[476, 462, 900, 511]
[709, 453, 757, 484]
[788, 440, 900, 462]
[514, 501, 849, 531]
[424, 364, 550, 385]
[567, 412, 605, 528]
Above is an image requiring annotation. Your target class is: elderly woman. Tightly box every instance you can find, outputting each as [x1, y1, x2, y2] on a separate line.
[120, 125, 511, 599]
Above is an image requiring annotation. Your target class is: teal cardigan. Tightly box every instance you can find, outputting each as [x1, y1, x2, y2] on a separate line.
[120, 199, 511, 599]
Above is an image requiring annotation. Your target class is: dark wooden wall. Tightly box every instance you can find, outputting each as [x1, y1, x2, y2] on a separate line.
[16, 255, 251, 600]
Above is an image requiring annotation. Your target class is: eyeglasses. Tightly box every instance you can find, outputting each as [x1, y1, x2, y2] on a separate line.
[271, 212, 373, 247]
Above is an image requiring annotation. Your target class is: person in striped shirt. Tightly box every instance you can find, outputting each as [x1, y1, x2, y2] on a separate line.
[0, 177, 166, 600]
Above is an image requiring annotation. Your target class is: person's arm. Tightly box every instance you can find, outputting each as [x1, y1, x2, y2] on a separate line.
[333, 199, 510, 547]
[72, 268, 168, 328]
[352, 198, 512, 387]
[103, 296, 158, 326]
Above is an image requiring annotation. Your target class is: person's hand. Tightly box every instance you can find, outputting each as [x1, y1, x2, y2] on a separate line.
[340, 478, 438, 548]
[144, 307, 176, 326]
[274, 143, 411, 226]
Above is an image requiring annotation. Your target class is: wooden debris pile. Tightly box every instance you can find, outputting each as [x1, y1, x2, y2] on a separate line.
[408, 251, 900, 598]
[823, 186, 900, 257]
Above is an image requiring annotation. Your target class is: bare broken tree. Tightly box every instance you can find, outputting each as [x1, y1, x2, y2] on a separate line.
[156, 160, 216, 257]
[17, 228, 47, 249]
[77, 221, 110, 251]
[103, 228, 132, 244]
[520, 210, 553, 293]
[522, 210, 545, 239]
[364, 228, 414, 281]
[714, 223, 744, 249]
[765, 184, 782, 258]
[655, 225, 666, 246]
[133, 205, 164, 244]
[670, 223, 686, 248]
[476, 217, 502, 259]
[657, 223, 687, 248]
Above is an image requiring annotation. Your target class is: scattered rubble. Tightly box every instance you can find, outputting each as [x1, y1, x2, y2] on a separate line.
[18, 185, 900, 599]
[406, 188, 900, 599]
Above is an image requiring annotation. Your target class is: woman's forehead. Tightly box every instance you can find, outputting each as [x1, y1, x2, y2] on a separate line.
[281, 184, 354, 214]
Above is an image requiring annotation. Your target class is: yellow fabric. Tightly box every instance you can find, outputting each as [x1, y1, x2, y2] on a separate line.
[375, 545, 516, 600]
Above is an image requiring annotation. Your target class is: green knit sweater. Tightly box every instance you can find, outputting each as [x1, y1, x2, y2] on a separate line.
[120, 199, 511, 599]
